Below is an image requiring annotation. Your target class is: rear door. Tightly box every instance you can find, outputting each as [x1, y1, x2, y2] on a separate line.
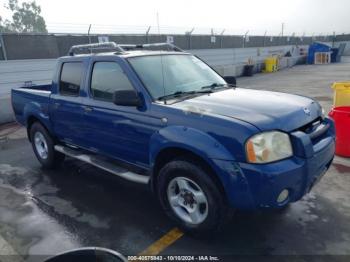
[50, 61, 86, 146]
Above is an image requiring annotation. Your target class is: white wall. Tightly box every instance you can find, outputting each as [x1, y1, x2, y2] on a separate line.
[190, 45, 307, 77]
[190, 45, 304, 66]
[333, 41, 350, 56]
[0, 59, 56, 123]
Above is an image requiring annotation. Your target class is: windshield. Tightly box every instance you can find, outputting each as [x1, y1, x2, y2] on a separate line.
[128, 54, 226, 100]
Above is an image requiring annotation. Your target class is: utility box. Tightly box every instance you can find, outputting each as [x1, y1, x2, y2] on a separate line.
[332, 82, 350, 107]
[264, 56, 278, 73]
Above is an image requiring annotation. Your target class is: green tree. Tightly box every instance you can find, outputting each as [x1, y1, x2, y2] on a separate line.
[0, 16, 12, 32]
[1, 0, 47, 33]
[0, 16, 4, 32]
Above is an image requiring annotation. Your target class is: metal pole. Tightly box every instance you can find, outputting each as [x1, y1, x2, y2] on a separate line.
[146, 26, 151, 43]
[278, 33, 281, 46]
[0, 33, 7, 60]
[187, 27, 194, 49]
[281, 22, 284, 37]
[88, 24, 92, 44]
[263, 31, 267, 47]
[211, 28, 215, 49]
[243, 30, 249, 48]
[220, 29, 225, 48]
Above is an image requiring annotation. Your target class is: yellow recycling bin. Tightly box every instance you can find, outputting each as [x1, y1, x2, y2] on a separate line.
[264, 57, 278, 73]
[331, 82, 350, 107]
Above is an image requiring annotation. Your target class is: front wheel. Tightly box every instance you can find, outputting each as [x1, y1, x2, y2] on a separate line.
[157, 159, 230, 234]
[30, 122, 65, 169]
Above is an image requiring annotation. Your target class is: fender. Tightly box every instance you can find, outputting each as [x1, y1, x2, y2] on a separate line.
[149, 125, 236, 168]
[24, 101, 53, 134]
[149, 126, 246, 203]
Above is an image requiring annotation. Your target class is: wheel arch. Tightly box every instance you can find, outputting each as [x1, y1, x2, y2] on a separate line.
[149, 126, 235, 164]
[26, 115, 52, 142]
[149, 126, 236, 200]
[151, 146, 228, 203]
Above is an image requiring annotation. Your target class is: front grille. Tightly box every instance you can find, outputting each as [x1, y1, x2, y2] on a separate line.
[297, 117, 322, 133]
[296, 117, 330, 144]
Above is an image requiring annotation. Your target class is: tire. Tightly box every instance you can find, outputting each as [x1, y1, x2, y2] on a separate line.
[29, 122, 65, 169]
[157, 158, 230, 235]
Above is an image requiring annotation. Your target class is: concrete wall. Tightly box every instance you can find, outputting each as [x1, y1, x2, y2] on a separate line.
[192, 45, 304, 65]
[0, 59, 56, 123]
[192, 45, 307, 76]
[334, 41, 350, 56]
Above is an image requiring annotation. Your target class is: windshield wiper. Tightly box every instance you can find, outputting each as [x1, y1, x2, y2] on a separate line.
[158, 89, 213, 102]
[158, 83, 234, 102]
[201, 83, 233, 91]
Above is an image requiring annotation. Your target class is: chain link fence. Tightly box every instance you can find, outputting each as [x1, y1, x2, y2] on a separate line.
[0, 30, 348, 60]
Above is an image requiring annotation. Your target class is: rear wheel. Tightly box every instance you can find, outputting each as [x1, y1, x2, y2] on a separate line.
[30, 122, 65, 169]
[157, 158, 230, 234]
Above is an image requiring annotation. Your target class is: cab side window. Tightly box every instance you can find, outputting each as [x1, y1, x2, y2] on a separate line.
[59, 62, 83, 96]
[91, 62, 134, 102]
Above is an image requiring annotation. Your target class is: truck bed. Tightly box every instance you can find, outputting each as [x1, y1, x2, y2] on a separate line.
[11, 84, 52, 126]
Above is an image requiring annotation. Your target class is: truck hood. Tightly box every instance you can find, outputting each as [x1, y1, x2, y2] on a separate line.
[170, 88, 322, 132]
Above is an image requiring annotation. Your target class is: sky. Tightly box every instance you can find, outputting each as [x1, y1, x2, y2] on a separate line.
[0, 0, 349, 36]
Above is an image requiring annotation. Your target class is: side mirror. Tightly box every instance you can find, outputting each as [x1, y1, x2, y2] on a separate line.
[113, 90, 142, 107]
[44, 247, 127, 262]
[223, 76, 236, 86]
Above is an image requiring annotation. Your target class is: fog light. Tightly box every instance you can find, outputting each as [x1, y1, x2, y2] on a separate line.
[277, 189, 289, 203]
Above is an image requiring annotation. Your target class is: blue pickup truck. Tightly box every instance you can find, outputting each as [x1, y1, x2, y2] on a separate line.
[11, 42, 335, 233]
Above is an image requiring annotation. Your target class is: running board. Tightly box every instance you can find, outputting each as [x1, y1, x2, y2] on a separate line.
[54, 145, 149, 184]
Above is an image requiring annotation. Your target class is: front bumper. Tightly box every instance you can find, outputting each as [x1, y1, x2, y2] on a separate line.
[212, 118, 335, 210]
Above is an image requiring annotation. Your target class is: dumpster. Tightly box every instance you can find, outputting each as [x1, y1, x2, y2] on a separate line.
[264, 57, 278, 73]
[329, 107, 350, 157]
[331, 82, 350, 107]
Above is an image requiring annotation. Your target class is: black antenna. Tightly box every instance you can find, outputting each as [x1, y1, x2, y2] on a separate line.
[88, 24, 92, 54]
[157, 12, 166, 103]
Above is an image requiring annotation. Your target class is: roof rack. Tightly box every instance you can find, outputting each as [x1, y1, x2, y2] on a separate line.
[68, 42, 184, 56]
[119, 43, 184, 52]
[68, 42, 124, 56]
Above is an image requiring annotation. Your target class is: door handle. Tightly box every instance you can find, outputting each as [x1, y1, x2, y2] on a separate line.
[82, 105, 93, 113]
[53, 102, 60, 109]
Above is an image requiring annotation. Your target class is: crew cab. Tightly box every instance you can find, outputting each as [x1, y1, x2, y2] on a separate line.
[11, 42, 335, 233]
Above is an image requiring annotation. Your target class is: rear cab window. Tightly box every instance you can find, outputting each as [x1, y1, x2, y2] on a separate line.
[59, 62, 83, 96]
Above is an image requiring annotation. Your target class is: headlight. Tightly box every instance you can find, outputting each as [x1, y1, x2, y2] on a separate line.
[246, 131, 293, 163]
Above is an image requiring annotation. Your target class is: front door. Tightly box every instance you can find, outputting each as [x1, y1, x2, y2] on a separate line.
[81, 60, 160, 168]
